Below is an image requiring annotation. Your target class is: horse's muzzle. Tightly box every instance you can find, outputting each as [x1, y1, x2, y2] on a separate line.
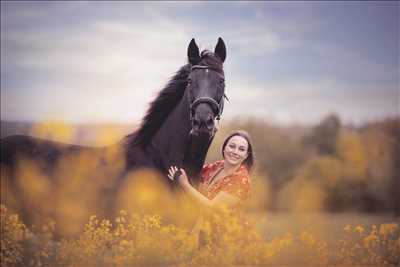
[189, 102, 217, 139]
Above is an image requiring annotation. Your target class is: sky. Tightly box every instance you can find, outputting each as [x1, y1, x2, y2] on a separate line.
[1, 1, 399, 126]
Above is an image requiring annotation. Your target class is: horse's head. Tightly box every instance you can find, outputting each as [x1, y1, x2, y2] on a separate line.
[186, 38, 227, 139]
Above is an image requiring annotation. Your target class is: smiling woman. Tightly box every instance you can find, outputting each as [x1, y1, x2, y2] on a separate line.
[169, 130, 254, 209]
[168, 130, 255, 247]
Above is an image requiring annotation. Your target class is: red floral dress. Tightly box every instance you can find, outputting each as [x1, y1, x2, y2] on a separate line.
[194, 160, 252, 248]
[198, 160, 251, 207]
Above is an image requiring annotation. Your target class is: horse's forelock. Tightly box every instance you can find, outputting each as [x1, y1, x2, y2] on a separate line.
[199, 50, 224, 74]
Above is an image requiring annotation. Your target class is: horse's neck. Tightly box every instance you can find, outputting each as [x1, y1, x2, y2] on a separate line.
[146, 95, 214, 185]
[183, 134, 213, 187]
[150, 97, 191, 170]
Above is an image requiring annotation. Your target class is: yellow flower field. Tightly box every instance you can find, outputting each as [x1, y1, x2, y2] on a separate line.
[1, 204, 399, 267]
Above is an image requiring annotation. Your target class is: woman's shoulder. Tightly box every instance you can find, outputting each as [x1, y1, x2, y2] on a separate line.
[200, 160, 224, 183]
[221, 165, 251, 201]
[232, 164, 251, 183]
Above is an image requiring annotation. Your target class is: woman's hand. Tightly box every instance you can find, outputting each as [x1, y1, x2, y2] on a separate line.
[168, 166, 189, 186]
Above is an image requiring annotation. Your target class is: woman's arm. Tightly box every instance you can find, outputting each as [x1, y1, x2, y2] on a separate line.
[181, 180, 240, 208]
[168, 166, 240, 209]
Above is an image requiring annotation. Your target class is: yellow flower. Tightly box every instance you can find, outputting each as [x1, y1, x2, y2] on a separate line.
[379, 223, 398, 238]
[354, 225, 365, 234]
[363, 233, 378, 247]
[299, 231, 316, 247]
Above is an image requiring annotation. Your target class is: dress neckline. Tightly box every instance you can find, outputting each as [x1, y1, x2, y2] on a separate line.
[206, 166, 224, 189]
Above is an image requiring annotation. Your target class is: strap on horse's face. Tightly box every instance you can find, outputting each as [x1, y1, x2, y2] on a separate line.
[188, 65, 227, 122]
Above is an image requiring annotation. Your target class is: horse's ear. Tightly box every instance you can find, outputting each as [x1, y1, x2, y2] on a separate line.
[188, 38, 200, 65]
[214, 37, 226, 63]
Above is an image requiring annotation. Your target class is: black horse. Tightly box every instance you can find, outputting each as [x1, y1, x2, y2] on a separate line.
[0, 38, 227, 228]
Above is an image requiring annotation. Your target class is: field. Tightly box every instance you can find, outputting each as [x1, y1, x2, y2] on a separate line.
[2, 205, 399, 266]
[1, 118, 399, 266]
[251, 212, 397, 240]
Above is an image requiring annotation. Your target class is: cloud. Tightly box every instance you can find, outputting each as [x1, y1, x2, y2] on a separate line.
[1, 6, 196, 123]
[1, 2, 398, 125]
[224, 78, 399, 126]
[225, 26, 284, 57]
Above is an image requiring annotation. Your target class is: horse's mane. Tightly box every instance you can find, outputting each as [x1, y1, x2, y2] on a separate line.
[125, 50, 224, 147]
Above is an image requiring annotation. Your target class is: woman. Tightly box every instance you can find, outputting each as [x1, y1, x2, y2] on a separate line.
[168, 130, 254, 246]
[168, 130, 254, 209]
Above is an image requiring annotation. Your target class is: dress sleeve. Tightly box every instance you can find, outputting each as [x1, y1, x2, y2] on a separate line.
[221, 174, 251, 201]
[201, 163, 212, 173]
[200, 161, 221, 183]
[200, 163, 213, 183]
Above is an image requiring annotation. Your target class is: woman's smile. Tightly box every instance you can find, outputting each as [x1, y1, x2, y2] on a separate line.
[227, 153, 240, 160]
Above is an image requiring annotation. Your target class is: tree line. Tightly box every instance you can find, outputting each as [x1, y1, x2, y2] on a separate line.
[206, 115, 400, 214]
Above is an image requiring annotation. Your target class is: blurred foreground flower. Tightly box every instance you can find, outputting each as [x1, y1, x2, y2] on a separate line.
[1, 204, 399, 266]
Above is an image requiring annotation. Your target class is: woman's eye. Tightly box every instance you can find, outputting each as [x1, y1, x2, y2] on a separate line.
[187, 79, 192, 85]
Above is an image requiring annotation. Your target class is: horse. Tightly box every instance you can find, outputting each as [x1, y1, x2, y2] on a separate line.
[0, 38, 228, 234]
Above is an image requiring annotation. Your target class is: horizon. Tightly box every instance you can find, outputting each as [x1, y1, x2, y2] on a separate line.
[1, 113, 398, 129]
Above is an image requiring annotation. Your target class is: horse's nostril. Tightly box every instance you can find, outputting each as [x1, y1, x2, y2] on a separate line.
[206, 117, 214, 129]
[193, 119, 200, 127]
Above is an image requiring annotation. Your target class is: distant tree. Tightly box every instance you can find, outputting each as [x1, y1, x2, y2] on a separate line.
[336, 129, 368, 180]
[304, 114, 341, 155]
[360, 118, 400, 214]
[384, 118, 400, 215]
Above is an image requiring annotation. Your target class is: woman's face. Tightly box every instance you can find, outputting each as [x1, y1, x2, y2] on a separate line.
[223, 135, 249, 166]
